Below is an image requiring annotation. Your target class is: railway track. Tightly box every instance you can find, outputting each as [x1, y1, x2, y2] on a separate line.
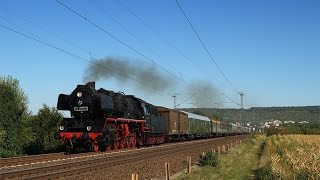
[0, 135, 247, 179]
[0, 152, 100, 169]
[0, 153, 64, 168]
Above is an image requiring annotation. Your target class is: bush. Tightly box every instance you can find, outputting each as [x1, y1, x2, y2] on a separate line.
[198, 151, 219, 167]
[24, 104, 63, 154]
[0, 76, 32, 157]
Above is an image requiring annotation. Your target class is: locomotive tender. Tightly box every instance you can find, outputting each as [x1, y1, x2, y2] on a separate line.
[54, 82, 248, 152]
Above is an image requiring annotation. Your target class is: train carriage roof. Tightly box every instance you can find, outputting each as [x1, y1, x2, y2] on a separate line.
[181, 111, 211, 122]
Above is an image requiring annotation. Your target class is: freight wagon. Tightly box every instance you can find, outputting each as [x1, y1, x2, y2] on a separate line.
[157, 107, 188, 141]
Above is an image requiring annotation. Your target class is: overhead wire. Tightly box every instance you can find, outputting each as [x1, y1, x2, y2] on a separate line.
[176, 0, 239, 94]
[0, 7, 94, 58]
[56, 0, 232, 108]
[0, 23, 171, 96]
[175, 93, 196, 108]
[0, 7, 178, 98]
[114, 0, 197, 65]
[0, 15, 54, 48]
[55, 0, 186, 86]
[1, 1, 239, 108]
[88, 0, 179, 76]
[113, 0, 240, 103]
[1, 2, 180, 92]
[90, 1, 236, 107]
[244, 93, 250, 108]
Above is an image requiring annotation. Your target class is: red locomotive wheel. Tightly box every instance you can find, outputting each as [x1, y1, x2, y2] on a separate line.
[119, 139, 125, 149]
[113, 141, 119, 150]
[131, 137, 136, 148]
[125, 138, 131, 148]
[93, 143, 99, 152]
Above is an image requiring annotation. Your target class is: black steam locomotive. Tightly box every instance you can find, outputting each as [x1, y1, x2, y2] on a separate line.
[54, 82, 166, 152]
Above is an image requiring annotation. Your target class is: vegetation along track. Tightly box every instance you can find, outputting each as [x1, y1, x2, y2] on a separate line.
[0, 135, 247, 179]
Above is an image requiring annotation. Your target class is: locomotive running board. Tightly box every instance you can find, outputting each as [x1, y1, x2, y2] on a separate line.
[106, 117, 146, 123]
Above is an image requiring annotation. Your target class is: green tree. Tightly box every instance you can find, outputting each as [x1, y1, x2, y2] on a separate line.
[0, 76, 32, 157]
[25, 104, 63, 154]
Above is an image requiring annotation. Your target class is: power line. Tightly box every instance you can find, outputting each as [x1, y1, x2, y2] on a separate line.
[0, 15, 54, 49]
[89, 0, 179, 76]
[1, 7, 239, 108]
[244, 92, 250, 108]
[56, 0, 184, 85]
[3, 0, 239, 108]
[114, 0, 196, 65]
[114, 0, 239, 95]
[176, 0, 239, 93]
[0, 24, 87, 62]
[56, 0, 239, 107]
[2, 2, 181, 90]
[0, 23, 171, 96]
[175, 93, 196, 108]
[222, 93, 241, 106]
[0, 8, 94, 58]
[91, 1, 241, 106]
[1, 1, 240, 108]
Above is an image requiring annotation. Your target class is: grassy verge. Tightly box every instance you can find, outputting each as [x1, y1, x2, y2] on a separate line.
[175, 135, 266, 180]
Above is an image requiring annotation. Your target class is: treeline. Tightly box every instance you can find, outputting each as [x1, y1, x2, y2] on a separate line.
[183, 107, 320, 124]
[0, 76, 63, 158]
[266, 123, 320, 136]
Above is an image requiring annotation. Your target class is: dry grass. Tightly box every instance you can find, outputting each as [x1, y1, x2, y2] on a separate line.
[260, 135, 320, 179]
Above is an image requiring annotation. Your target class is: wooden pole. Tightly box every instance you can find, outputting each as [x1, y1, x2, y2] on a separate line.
[131, 174, 138, 180]
[187, 157, 191, 174]
[165, 162, 170, 180]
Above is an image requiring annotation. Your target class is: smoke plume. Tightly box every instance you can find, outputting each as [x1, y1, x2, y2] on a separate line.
[186, 81, 224, 108]
[83, 57, 176, 92]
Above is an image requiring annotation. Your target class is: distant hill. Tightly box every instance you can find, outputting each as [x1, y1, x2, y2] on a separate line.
[181, 106, 320, 125]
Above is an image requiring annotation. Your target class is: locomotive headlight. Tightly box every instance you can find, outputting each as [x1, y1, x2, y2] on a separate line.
[59, 126, 64, 131]
[86, 126, 92, 131]
[77, 92, 82, 97]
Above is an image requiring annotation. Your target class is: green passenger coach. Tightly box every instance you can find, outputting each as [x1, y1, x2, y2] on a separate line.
[182, 111, 211, 138]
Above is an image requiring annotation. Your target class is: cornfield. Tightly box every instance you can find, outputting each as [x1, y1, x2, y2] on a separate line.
[261, 135, 320, 179]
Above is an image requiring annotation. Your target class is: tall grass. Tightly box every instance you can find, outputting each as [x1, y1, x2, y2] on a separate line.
[259, 135, 320, 179]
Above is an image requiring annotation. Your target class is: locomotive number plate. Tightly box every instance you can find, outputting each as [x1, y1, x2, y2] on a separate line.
[74, 106, 88, 111]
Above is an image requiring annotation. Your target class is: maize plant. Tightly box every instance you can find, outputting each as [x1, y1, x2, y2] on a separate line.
[262, 135, 320, 179]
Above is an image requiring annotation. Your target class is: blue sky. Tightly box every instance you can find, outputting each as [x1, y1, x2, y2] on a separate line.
[1, 0, 319, 113]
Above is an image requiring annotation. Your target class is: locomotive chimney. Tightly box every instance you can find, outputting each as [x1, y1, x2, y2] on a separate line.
[86, 81, 96, 89]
